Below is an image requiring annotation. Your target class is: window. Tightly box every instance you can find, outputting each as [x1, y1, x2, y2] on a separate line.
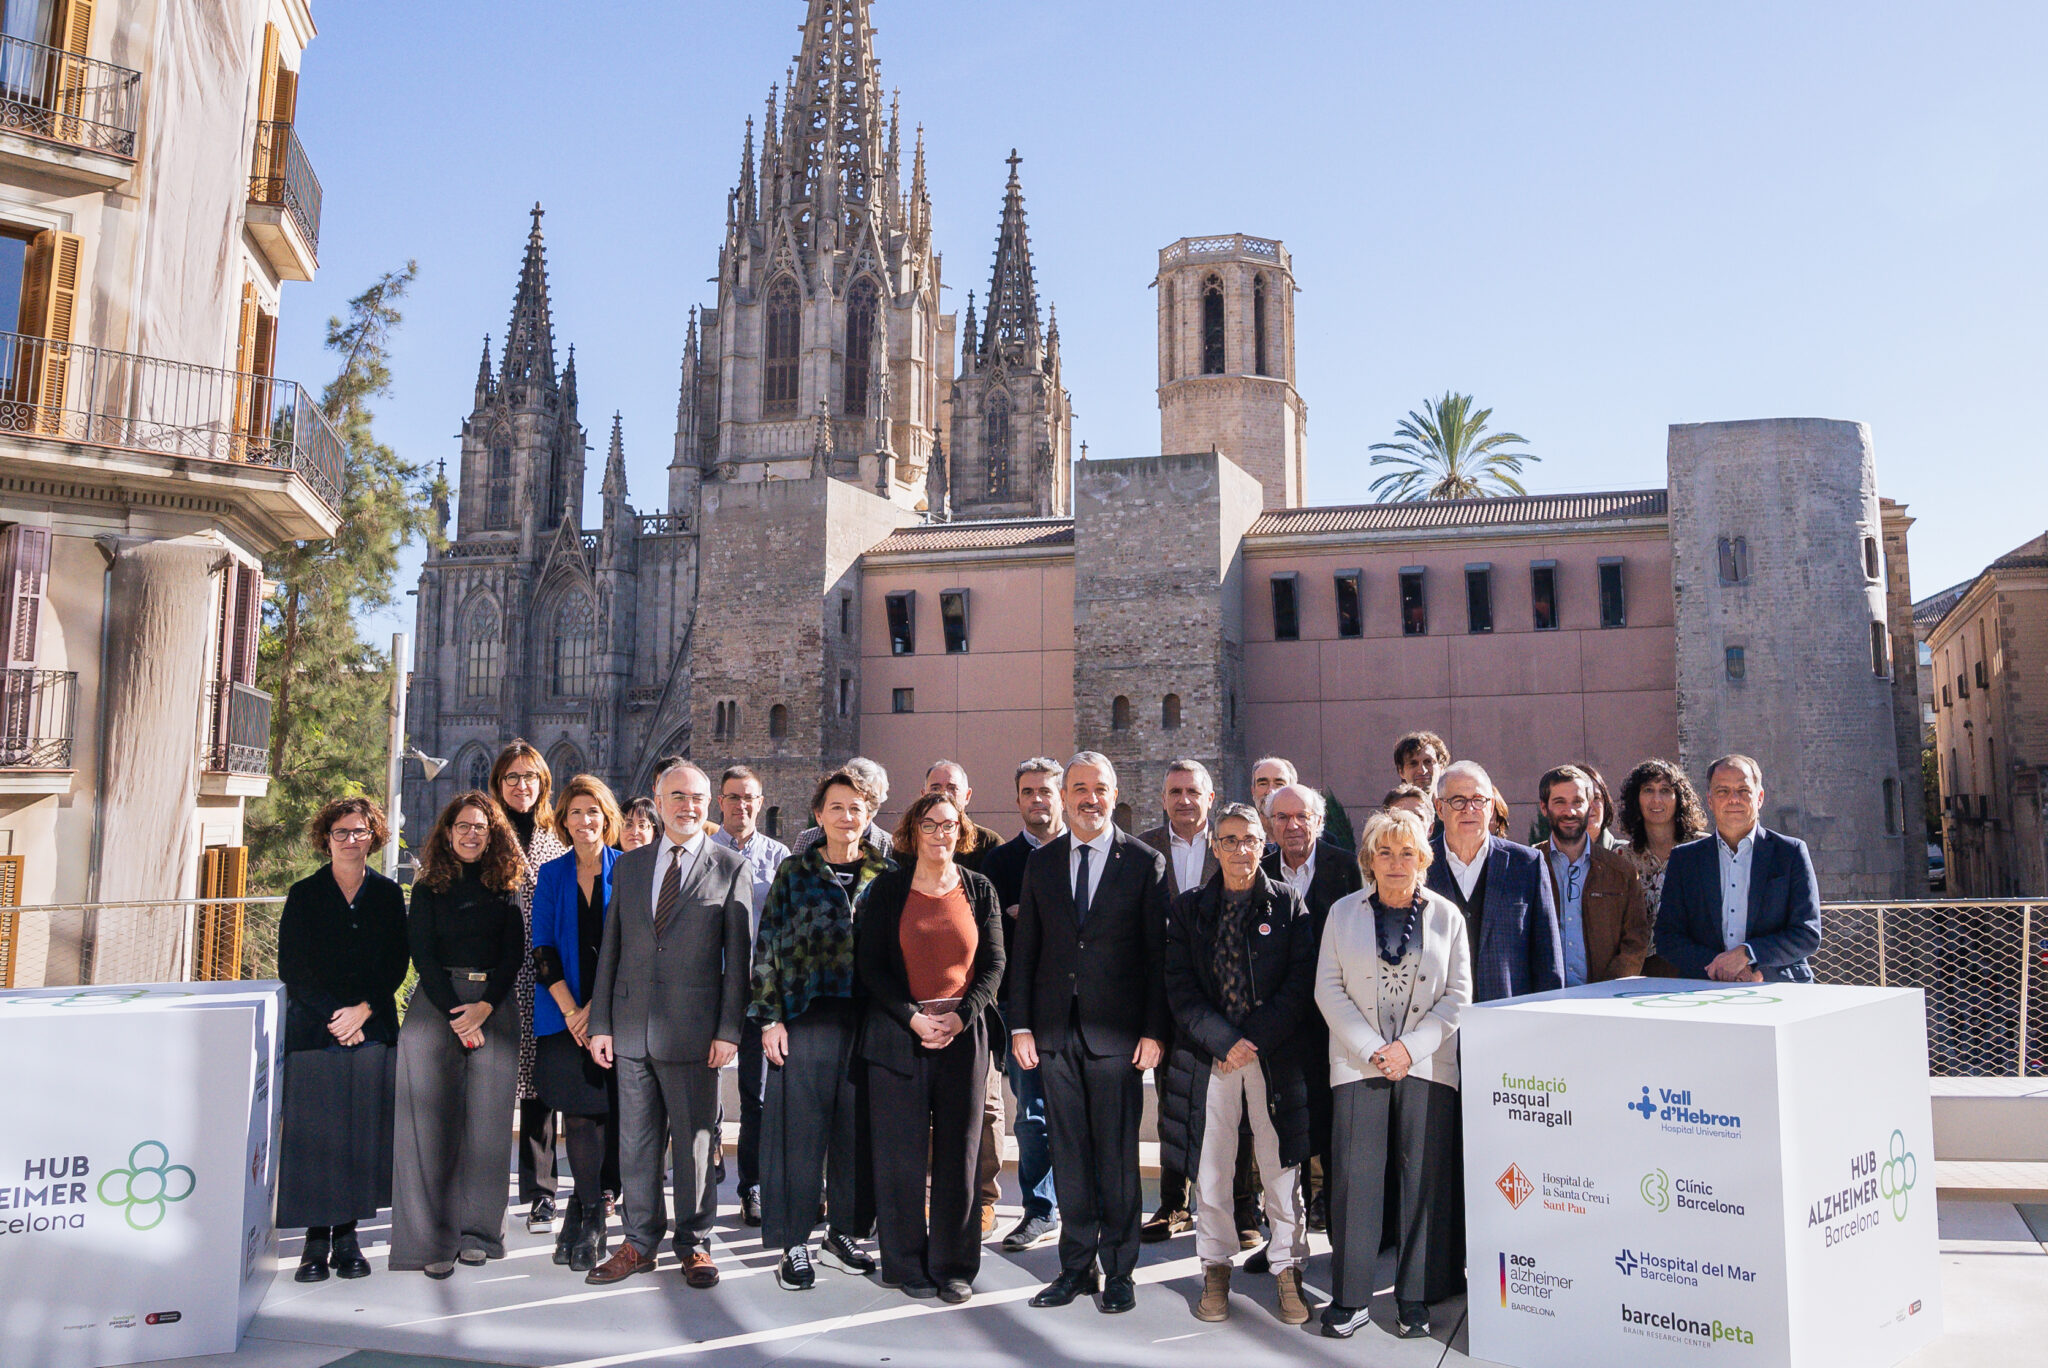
[713, 699, 739, 740]
[1870, 622, 1889, 677]
[0, 522, 50, 671]
[837, 670, 852, 717]
[892, 687, 914, 714]
[940, 589, 969, 654]
[1941, 683, 1950, 708]
[485, 444, 513, 530]
[1883, 777, 1898, 835]
[763, 805, 781, 837]
[547, 742, 584, 781]
[984, 392, 1011, 500]
[1530, 561, 1558, 630]
[0, 227, 31, 346]
[1726, 645, 1746, 681]
[1162, 693, 1182, 730]
[1399, 568, 1427, 636]
[1270, 572, 1299, 641]
[1252, 274, 1269, 376]
[1201, 274, 1225, 374]
[1917, 640, 1933, 668]
[1334, 570, 1362, 639]
[1112, 694, 1132, 730]
[550, 591, 594, 697]
[1957, 670, 1969, 701]
[1863, 535, 1881, 581]
[1976, 660, 1989, 689]
[1717, 536, 1749, 585]
[843, 277, 877, 415]
[769, 703, 788, 739]
[1162, 279, 1176, 378]
[460, 598, 502, 701]
[884, 590, 915, 655]
[839, 591, 851, 637]
[1465, 564, 1493, 634]
[464, 747, 491, 791]
[1597, 558, 1627, 628]
[763, 276, 800, 416]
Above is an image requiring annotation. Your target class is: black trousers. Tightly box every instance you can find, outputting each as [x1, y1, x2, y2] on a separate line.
[1041, 1014, 1145, 1279]
[759, 999, 869, 1250]
[868, 1016, 988, 1285]
[1327, 1076, 1462, 1307]
[519, 1097, 557, 1203]
[736, 1025, 766, 1192]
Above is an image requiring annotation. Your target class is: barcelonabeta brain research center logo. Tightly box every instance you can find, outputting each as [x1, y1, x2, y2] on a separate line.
[97, 1141, 196, 1231]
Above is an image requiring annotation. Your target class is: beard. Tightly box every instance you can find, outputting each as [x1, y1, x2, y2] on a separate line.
[1551, 815, 1587, 841]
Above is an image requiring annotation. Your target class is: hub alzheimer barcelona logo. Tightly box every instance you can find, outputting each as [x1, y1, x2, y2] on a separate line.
[1494, 1071, 1572, 1129]
[0, 1141, 195, 1236]
[1628, 1084, 1743, 1140]
[1808, 1129, 1916, 1250]
[1617, 987, 1782, 1010]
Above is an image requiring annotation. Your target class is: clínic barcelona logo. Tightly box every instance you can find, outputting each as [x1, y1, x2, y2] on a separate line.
[97, 1141, 196, 1231]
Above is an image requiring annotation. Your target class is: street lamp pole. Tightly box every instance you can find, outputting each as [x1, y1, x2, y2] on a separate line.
[384, 632, 410, 878]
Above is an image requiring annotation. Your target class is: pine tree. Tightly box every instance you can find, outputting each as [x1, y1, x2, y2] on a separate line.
[246, 263, 443, 894]
[1322, 789, 1357, 852]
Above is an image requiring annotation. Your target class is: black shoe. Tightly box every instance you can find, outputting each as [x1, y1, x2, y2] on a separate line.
[294, 1231, 331, 1284]
[1140, 1206, 1191, 1243]
[900, 1276, 939, 1299]
[939, 1278, 972, 1304]
[777, 1245, 816, 1291]
[1100, 1274, 1137, 1313]
[741, 1185, 763, 1227]
[329, 1225, 371, 1280]
[1244, 1242, 1271, 1275]
[527, 1193, 555, 1234]
[569, 1201, 607, 1273]
[1306, 1189, 1328, 1232]
[1029, 1267, 1100, 1307]
[1003, 1213, 1058, 1252]
[1321, 1303, 1370, 1338]
[457, 1247, 488, 1267]
[818, 1230, 876, 1275]
[553, 1200, 582, 1266]
[1397, 1300, 1432, 1338]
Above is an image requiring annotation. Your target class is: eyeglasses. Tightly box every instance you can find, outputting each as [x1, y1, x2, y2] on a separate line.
[918, 819, 960, 837]
[1213, 835, 1262, 851]
[329, 828, 374, 843]
[1441, 795, 1491, 813]
[452, 821, 492, 837]
[501, 772, 543, 788]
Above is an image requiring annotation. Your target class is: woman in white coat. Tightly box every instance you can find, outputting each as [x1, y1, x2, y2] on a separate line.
[1314, 807, 1473, 1341]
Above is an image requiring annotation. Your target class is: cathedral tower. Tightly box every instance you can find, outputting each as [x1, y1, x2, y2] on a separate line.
[947, 151, 1072, 518]
[1156, 234, 1306, 509]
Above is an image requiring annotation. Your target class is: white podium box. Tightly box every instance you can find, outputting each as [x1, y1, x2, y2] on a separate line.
[1461, 980, 1941, 1368]
[0, 981, 284, 1368]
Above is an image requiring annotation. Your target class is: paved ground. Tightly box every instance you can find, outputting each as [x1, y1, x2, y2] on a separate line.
[136, 1175, 2046, 1368]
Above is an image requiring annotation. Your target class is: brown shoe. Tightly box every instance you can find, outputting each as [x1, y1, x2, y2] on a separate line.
[1275, 1266, 1309, 1325]
[1195, 1263, 1231, 1322]
[585, 1243, 655, 1285]
[980, 1203, 997, 1236]
[683, 1249, 720, 1288]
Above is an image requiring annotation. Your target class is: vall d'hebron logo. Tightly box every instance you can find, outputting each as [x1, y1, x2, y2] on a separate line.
[1808, 1129, 1917, 1249]
[1495, 1072, 1572, 1129]
[1640, 1168, 1746, 1217]
[1615, 1247, 1760, 1288]
[1628, 1084, 1743, 1140]
[1499, 1251, 1574, 1317]
[1621, 1303, 1758, 1347]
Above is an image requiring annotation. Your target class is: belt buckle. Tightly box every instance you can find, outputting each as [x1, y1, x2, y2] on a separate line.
[464, 972, 487, 983]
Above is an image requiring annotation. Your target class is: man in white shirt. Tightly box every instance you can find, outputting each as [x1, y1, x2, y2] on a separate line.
[1138, 761, 1218, 898]
[710, 764, 790, 1228]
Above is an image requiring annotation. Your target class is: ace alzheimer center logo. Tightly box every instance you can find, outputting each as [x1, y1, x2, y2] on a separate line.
[0, 1141, 195, 1235]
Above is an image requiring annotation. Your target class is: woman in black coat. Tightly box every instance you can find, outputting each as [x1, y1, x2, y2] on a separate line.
[1160, 802, 1317, 1327]
[275, 797, 410, 1283]
[854, 791, 1005, 1304]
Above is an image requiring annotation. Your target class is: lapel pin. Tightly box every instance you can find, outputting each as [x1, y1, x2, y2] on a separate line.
[1257, 922, 1271, 936]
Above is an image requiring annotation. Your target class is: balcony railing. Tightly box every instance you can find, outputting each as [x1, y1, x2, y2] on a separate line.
[205, 680, 272, 775]
[0, 33, 140, 159]
[0, 330, 344, 511]
[249, 120, 322, 259]
[0, 668, 75, 768]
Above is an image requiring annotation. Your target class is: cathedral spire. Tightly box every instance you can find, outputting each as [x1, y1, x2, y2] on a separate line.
[673, 308, 701, 471]
[908, 123, 929, 244]
[960, 289, 978, 376]
[787, 1, 889, 243]
[981, 151, 1043, 366]
[500, 203, 558, 399]
[474, 334, 494, 407]
[602, 412, 628, 501]
[737, 115, 757, 226]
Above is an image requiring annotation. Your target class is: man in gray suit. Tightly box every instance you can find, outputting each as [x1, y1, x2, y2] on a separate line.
[585, 759, 753, 1288]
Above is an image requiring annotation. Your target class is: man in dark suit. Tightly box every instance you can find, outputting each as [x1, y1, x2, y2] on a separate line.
[1011, 751, 1170, 1314]
[1425, 761, 1566, 1002]
[586, 760, 754, 1288]
[1261, 782, 1363, 1234]
[1656, 754, 1822, 983]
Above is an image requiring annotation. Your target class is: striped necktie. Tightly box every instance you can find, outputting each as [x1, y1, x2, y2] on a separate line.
[654, 844, 685, 935]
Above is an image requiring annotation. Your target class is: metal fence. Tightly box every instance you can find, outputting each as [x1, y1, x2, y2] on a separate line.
[249, 119, 323, 257]
[0, 32, 141, 158]
[1815, 901, 2048, 1077]
[0, 897, 284, 989]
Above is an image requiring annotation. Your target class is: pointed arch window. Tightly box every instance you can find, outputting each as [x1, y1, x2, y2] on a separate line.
[461, 745, 491, 792]
[460, 598, 503, 702]
[764, 277, 801, 416]
[984, 391, 1012, 500]
[1202, 275, 1225, 374]
[485, 443, 513, 530]
[1163, 279, 1176, 379]
[551, 591, 595, 698]
[1253, 275, 1270, 376]
[547, 741, 585, 781]
[844, 278, 878, 416]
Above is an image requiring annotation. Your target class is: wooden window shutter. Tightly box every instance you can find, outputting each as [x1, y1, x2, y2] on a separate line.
[231, 565, 260, 684]
[52, 0, 97, 142]
[231, 282, 258, 455]
[57, 0, 96, 55]
[0, 525, 51, 670]
[272, 63, 298, 126]
[19, 231, 82, 434]
[255, 23, 280, 127]
[197, 846, 248, 981]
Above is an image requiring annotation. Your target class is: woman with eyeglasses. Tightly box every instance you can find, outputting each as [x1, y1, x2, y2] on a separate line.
[389, 792, 527, 1279]
[619, 797, 659, 852]
[854, 792, 1005, 1303]
[489, 740, 571, 1235]
[275, 797, 409, 1284]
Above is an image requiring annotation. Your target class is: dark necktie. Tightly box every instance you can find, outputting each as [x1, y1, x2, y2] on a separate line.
[654, 844, 684, 935]
[1073, 843, 1092, 927]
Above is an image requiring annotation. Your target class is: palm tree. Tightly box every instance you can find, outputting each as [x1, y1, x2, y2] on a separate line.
[1368, 392, 1536, 500]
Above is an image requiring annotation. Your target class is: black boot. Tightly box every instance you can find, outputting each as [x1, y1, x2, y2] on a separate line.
[553, 1197, 583, 1266]
[295, 1227, 331, 1283]
[570, 1198, 606, 1273]
[330, 1222, 371, 1279]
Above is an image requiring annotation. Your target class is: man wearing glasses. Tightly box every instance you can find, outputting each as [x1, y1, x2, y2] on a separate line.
[1424, 761, 1564, 1003]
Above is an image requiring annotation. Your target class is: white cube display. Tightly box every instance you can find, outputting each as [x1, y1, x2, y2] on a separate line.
[0, 982, 283, 1368]
[1462, 980, 1941, 1368]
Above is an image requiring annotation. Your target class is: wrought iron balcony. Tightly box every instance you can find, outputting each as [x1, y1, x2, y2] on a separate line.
[0, 668, 76, 768]
[249, 120, 322, 260]
[0, 329, 344, 512]
[0, 33, 140, 159]
[205, 680, 272, 776]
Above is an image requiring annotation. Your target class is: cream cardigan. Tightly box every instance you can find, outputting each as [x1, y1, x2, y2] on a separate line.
[1315, 884, 1473, 1090]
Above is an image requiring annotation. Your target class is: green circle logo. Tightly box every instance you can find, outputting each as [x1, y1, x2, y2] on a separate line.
[97, 1141, 196, 1231]
[1619, 987, 1783, 1010]
[1640, 1168, 1671, 1212]
[1880, 1129, 1917, 1221]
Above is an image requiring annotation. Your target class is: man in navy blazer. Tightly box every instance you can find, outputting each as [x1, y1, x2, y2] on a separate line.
[1424, 761, 1565, 1002]
[1655, 754, 1822, 983]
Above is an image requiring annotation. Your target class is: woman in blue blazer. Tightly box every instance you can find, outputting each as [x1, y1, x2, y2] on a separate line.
[531, 774, 625, 1271]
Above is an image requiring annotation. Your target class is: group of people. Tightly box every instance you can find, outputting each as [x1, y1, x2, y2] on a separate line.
[269, 728, 1823, 1340]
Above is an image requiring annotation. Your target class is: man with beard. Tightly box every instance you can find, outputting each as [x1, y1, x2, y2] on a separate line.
[1536, 765, 1652, 985]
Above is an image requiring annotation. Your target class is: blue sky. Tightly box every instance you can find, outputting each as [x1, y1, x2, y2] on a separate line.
[282, 1, 2048, 640]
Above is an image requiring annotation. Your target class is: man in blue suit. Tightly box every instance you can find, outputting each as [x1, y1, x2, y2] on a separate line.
[1425, 761, 1565, 1002]
[1655, 754, 1822, 983]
